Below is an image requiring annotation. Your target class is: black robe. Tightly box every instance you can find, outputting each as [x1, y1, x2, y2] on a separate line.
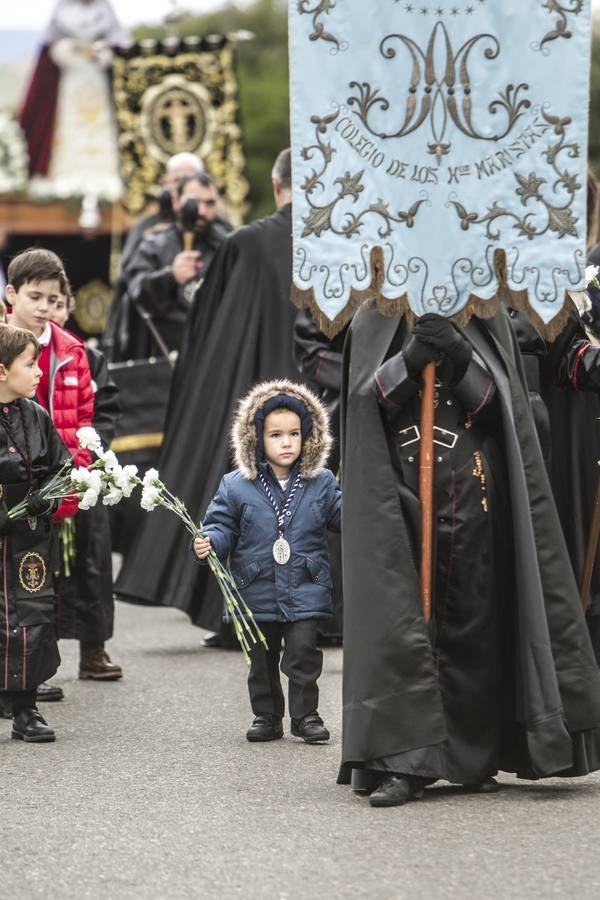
[0, 399, 69, 690]
[115, 204, 300, 627]
[57, 346, 120, 643]
[339, 305, 600, 783]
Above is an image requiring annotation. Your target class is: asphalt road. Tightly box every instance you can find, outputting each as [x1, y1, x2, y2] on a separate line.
[3, 600, 600, 900]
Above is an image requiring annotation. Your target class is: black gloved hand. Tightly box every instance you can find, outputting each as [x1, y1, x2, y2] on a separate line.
[402, 335, 440, 379]
[25, 490, 52, 517]
[413, 313, 472, 377]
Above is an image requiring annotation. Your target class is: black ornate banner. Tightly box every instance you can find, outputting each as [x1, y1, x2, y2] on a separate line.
[112, 36, 248, 223]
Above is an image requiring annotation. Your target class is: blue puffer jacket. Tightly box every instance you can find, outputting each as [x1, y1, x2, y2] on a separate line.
[202, 465, 341, 621]
[198, 378, 342, 622]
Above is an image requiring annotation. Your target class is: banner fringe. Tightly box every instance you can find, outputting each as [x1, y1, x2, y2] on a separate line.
[291, 245, 576, 342]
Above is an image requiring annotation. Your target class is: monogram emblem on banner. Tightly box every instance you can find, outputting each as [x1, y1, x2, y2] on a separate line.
[18, 552, 47, 594]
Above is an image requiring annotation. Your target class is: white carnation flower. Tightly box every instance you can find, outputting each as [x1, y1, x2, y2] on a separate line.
[100, 450, 119, 471]
[76, 427, 103, 453]
[586, 265, 599, 286]
[113, 464, 139, 498]
[141, 485, 161, 511]
[87, 470, 103, 493]
[70, 466, 92, 487]
[79, 488, 100, 510]
[102, 486, 123, 506]
[142, 467, 161, 488]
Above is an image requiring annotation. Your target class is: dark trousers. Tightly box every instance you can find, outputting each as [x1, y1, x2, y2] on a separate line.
[248, 619, 323, 720]
[0, 688, 37, 716]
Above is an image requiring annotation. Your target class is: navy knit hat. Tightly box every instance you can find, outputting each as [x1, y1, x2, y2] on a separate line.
[254, 394, 313, 463]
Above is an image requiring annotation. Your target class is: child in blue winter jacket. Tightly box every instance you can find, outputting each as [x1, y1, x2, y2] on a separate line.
[194, 379, 341, 743]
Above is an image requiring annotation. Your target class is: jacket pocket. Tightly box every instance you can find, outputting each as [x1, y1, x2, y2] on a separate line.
[239, 503, 255, 539]
[304, 556, 332, 588]
[231, 559, 262, 589]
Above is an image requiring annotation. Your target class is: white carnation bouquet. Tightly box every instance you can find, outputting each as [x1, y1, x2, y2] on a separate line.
[7, 426, 267, 663]
[7, 426, 138, 521]
[140, 469, 267, 664]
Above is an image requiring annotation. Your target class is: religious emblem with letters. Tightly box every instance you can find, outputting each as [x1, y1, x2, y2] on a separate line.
[18, 551, 47, 594]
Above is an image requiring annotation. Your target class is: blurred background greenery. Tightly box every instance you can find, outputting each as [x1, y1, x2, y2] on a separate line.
[137, 0, 600, 222]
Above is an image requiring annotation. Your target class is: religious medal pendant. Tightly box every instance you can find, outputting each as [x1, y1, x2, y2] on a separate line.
[28, 515, 37, 532]
[273, 535, 291, 565]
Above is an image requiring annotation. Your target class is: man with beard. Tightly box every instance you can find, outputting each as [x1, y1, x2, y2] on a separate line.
[115, 149, 301, 645]
[122, 171, 228, 357]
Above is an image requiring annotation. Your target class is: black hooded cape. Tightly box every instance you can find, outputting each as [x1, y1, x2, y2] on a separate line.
[340, 305, 600, 780]
[115, 204, 299, 627]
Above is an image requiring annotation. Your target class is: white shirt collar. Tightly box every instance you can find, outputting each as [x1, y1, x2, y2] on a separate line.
[37, 323, 52, 347]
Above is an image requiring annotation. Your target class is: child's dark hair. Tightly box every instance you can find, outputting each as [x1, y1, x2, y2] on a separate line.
[0, 324, 41, 368]
[7, 248, 70, 295]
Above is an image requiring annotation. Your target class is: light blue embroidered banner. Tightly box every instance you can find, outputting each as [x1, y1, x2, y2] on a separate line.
[289, 1, 591, 334]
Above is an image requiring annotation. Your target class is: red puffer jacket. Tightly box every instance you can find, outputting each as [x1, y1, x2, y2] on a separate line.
[38, 322, 94, 520]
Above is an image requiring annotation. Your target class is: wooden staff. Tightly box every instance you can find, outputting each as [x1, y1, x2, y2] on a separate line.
[419, 361, 436, 624]
[579, 470, 600, 611]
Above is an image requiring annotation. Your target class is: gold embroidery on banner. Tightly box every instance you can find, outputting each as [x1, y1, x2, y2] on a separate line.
[74, 280, 113, 335]
[112, 42, 249, 224]
[18, 552, 47, 594]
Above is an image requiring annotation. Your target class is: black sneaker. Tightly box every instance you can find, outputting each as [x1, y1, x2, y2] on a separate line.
[246, 715, 284, 742]
[290, 712, 330, 743]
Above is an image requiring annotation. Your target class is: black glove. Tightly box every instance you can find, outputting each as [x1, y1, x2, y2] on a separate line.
[402, 335, 440, 379]
[413, 313, 472, 378]
[25, 490, 52, 517]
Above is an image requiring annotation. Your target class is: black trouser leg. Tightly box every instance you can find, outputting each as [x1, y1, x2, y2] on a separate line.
[80, 640, 104, 659]
[281, 619, 322, 720]
[247, 623, 285, 718]
[8, 689, 38, 717]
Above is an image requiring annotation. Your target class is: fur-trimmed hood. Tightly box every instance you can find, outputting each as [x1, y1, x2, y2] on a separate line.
[231, 379, 333, 480]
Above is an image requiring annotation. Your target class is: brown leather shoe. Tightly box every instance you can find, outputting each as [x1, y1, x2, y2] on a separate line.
[79, 649, 123, 681]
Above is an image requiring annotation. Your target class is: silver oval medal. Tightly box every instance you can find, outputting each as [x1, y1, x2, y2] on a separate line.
[273, 536, 291, 565]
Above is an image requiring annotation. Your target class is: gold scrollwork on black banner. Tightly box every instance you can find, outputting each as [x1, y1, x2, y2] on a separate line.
[18, 552, 47, 593]
[348, 23, 530, 163]
[112, 39, 248, 223]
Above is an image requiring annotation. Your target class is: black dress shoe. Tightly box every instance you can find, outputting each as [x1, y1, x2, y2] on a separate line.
[36, 682, 64, 702]
[464, 777, 500, 794]
[11, 709, 55, 743]
[290, 712, 330, 743]
[369, 775, 424, 808]
[246, 715, 284, 742]
[201, 631, 222, 648]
